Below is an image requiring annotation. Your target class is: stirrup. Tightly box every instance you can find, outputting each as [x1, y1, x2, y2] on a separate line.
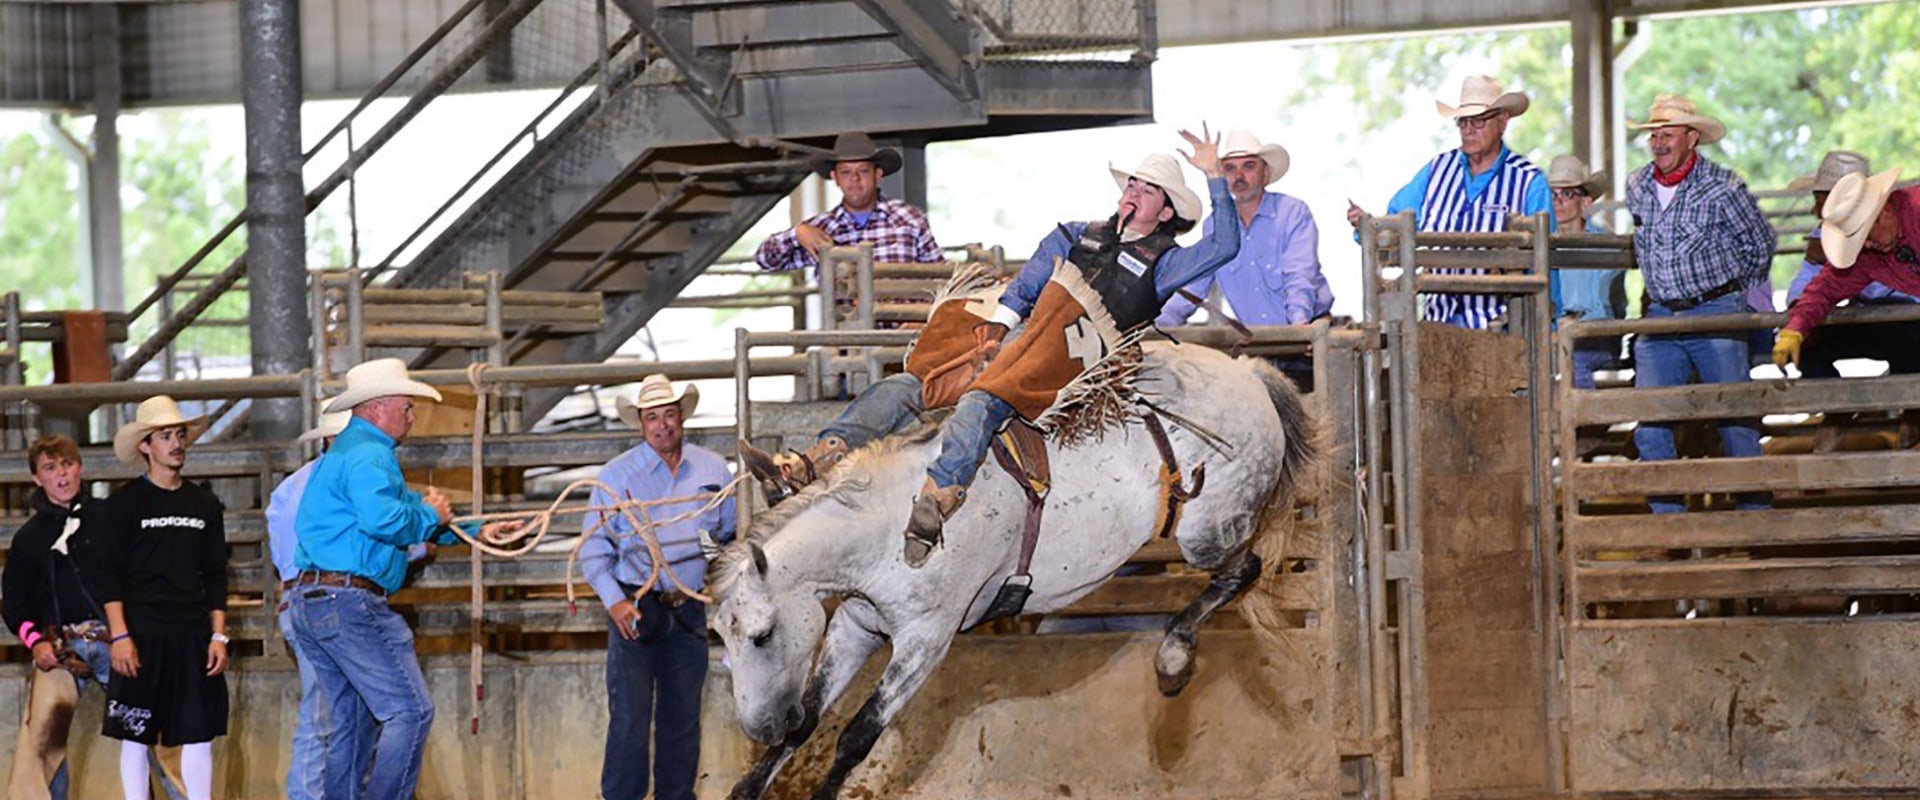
[977, 575, 1033, 623]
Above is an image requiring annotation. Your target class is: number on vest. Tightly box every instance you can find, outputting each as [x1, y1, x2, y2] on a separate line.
[1064, 317, 1106, 371]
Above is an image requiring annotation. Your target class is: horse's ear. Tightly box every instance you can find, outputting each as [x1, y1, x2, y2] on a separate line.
[750, 542, 768, 576]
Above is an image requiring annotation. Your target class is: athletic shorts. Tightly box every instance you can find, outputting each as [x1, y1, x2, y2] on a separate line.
[103, 626, 229, 746]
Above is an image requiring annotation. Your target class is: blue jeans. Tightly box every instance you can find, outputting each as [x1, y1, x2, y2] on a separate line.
[601, 595, 708, 800]
[281, 601, 375, 800]
[927, 389, 1016, 490]
[288, 586, 435, 800]
[820, 373, 926, 449]
[1633, 296, 1768, 513]
[1570, 339, 1618, 390]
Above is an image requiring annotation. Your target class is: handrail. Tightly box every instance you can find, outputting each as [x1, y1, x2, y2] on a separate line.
[115, 0, 548, 381]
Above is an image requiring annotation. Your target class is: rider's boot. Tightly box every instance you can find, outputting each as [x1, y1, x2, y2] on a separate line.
[903, 478, 966, 568]
[738, 436, 848, 505]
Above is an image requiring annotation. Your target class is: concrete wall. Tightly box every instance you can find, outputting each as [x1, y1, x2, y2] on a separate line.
[0, 630, 1330, 799]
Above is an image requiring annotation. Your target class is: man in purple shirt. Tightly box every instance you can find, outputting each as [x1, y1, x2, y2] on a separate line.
[1157, 129, 1332, 330]
[755, 131, 942, 273]
[1780, 151, 1920, 385]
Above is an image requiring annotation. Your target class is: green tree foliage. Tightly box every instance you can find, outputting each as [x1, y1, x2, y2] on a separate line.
[0, 127, 84, 309]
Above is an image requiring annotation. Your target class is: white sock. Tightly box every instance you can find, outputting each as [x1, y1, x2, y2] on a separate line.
[119, 741, 151, 800]
[181, 741, 213, 800]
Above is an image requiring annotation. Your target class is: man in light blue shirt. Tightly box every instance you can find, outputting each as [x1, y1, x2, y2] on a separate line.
[1157, 129, 1332, 330]
[580, 374, 735, 800]
[1347, 76, 1554, 330]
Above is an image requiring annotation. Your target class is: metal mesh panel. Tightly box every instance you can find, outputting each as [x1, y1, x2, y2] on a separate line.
[967, 0, 1146, 59]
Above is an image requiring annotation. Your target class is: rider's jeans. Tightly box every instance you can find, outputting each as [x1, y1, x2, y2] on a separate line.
[819, 373, 926, 449]
[927, 390, 1016, 490]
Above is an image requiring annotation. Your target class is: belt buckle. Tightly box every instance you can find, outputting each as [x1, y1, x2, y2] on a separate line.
[659, 591, 686, 609]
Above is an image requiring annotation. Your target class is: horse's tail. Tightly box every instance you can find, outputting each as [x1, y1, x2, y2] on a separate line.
[1250, 358, 1321, 516]
[1239, 358, 1325, 654]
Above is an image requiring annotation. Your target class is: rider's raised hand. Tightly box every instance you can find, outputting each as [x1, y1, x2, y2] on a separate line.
[1178, 123, 1224, 179]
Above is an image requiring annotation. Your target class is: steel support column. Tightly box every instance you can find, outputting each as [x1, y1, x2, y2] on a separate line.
[880, 135, 928, 210]
[89, 5, 125, 313]
[1569, 0, 1615, 174]
[240, 0, 310, 440]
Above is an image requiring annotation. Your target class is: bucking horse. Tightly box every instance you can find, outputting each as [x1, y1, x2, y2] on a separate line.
[706, 341, 1317, 800]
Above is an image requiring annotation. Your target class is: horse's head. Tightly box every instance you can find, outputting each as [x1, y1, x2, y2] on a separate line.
[709, 539, 828, 744]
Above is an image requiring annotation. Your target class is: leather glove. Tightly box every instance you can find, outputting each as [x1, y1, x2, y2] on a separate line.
[1772, 329, 1804, 369]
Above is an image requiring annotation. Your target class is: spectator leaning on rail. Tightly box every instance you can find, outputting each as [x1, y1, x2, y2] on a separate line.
[1546, 154, 1627, 390]
[1780, 153, 1920, 382]
[2, 435, 110, 800]
[1346, 75, 1553, 329]
[580, 374, 737, 800]
[91, 396, 228, 800]
[1777, 169, 1920, 374]
[754, 131, 943, 272]
[287, 358, 519, 800]
[1623, 94, 1775, 514]
[902, 129, 1241, 568]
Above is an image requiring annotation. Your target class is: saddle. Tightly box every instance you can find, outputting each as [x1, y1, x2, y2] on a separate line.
[973, 409, 1205, 625]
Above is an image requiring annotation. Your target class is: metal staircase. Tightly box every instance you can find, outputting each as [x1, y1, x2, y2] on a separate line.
[381, 0, 1154, 420]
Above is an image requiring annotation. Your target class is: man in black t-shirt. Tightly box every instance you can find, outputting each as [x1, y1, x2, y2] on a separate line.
[93, 396, 228, 800]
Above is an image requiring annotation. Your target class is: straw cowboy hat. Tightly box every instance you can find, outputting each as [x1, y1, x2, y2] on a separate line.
[810, 131, 903, 179]
[1546, 154, 1609, 199]
[113, 396, 208, 465]
[1627, 94, 1726, 145]
[616, 374, 700, 428]
[1787, 150, 1870, 193]
[1219, 129, 1290, 185]
[1435, 75, 1530, 120]
[1819, 168, 1903, 270]
[296, 402, 352, 444]
[1109, 152, 1202, 222]
[323, 358, 443, 414]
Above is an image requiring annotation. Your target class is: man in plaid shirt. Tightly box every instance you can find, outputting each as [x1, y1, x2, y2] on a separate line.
[755, 131, 942, 272]
[1623, 95, 1775, 516]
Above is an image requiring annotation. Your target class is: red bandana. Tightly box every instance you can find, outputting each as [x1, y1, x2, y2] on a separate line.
[1653, 151, 1698, 187]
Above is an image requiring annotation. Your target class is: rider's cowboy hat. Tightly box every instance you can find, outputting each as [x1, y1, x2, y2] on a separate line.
[1436, 75, 1530, 120]
[1219, 129, 1290, 185]
[1820, 168, 1903, 270]
[1787, 150, 1871, 193]
[323, 358, 443, 413]
[1110, 152, 1202, 222]
[296, 401, 352, 444]
[113, 396, 208, 465]
[1627, 94, 1726, 145]
[810, 131, 903, 179]
[1546, 154, 1609, 200]
[616, 374, 700, 428]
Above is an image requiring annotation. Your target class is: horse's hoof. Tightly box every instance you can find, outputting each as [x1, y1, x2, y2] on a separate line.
[1155, 637, 1195, 697]
[903, 534, 935, 568]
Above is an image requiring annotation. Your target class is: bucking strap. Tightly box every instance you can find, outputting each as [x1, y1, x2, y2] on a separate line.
[1145, 412, 1205, 539]
[989, 420, 1051, 578]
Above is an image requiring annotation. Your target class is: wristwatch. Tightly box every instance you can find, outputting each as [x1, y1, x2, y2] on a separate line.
[210, 632, 231, 645]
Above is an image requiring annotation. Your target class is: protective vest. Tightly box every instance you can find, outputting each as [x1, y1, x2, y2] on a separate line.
[1063, 219, 1180, 332]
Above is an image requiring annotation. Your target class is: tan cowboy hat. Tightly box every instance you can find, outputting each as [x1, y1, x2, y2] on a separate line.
[810, 131, 903, 179]
[1435, 75, 1530, 120]
[296, 401, 352, 444]
[1219, 129, 1290, 185]
[615, 374, 699, 428]
[1546, 154, 1609, 199]
[1109, 152, 1202, 222]
[1627, 94, 1726, 145]
[113, 396, 209, 465]
[323, 358, 443, 413]
[1787, 150, 1870, 193]
[1820, 168, 1903, 269]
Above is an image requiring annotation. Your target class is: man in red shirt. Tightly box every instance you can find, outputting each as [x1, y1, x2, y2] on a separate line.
[1775, 169, 1920, 367]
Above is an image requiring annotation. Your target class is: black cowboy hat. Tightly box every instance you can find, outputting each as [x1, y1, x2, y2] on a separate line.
[810, 131, 903, 179]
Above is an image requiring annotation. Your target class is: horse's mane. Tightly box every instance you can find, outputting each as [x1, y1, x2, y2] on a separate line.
[710, 423, 940, 597]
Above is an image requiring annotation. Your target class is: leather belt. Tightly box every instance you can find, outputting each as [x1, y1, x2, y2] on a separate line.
[59, 621, 109, 643]
[1658, 279, 1744, 312]
[294, 570, 387, 597]
[620, 583, 690, 609]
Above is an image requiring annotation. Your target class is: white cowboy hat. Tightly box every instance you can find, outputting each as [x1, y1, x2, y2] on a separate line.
[615, 374, 699, 428]
[1627, 94, 1726, 145]
[1109, 152, 1202, 222]
[1820, 168, 1903, 270]
[1546, 154, 1610, 200]
[1435, 75, 1530, 120]
[1787, 150, 1870, 193]
[1219, 129, 1290, 185]
[323, 358, 443, 413]
[113, 395, 208, 465]
[296, 401, 352, 444]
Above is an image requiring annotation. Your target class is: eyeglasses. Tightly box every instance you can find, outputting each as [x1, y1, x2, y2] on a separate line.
[1899, 245, 1917, 265]
[1552, 188, 1590, 201]
[1455, 113, 1503, 131]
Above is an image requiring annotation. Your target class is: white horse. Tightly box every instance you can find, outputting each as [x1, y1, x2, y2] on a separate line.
[707, 343, 1316, 800]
